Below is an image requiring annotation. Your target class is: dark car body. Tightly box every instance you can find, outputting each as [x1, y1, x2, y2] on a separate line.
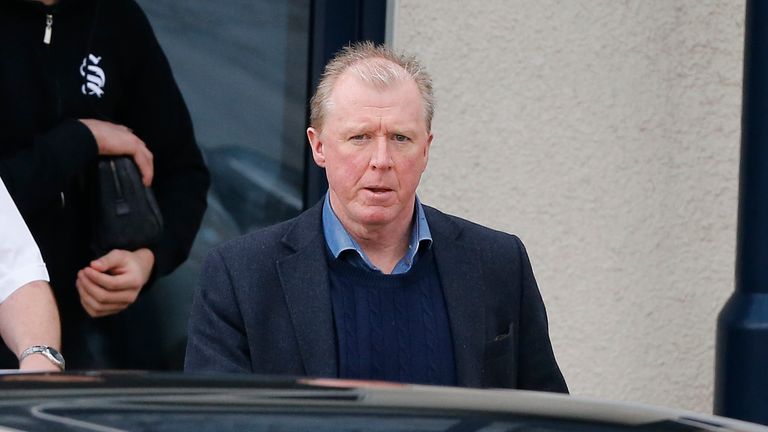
[0, 372, 764, 432]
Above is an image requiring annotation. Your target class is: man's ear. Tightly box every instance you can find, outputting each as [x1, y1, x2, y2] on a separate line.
[307, 127, 326, 167]
[423, 131, 433, 166]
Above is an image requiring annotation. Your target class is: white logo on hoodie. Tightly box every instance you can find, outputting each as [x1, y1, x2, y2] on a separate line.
[80, 54, 106, 98]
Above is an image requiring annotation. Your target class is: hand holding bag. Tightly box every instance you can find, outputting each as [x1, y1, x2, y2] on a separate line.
[91, 156, 163, 256]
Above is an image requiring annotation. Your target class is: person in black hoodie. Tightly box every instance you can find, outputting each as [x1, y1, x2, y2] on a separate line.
[0, 0, 210, 369]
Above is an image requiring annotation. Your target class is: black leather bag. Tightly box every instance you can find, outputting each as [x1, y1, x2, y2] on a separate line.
[91, 156, 163, 256]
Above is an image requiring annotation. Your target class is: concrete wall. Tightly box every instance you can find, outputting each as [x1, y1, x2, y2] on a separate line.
[391, 0, 745, 413]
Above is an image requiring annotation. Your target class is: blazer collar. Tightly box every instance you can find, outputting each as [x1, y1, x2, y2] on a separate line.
[277, 199, 338, 378]
[424, 206, 485, 388]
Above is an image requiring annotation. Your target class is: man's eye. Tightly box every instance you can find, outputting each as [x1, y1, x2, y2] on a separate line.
[350, 134, 368, 141]
[393, 134, 410, 142]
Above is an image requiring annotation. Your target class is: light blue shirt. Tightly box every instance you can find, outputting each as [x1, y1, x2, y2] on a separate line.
[322, 193, 432, 274]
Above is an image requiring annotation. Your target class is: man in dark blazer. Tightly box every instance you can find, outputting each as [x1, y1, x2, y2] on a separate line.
[185, 42, 567, 393]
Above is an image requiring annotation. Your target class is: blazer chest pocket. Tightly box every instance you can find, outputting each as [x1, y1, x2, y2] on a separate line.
[485, 322, 517, 360]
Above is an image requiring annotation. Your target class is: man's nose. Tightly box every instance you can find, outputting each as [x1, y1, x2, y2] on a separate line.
[369, 137, 393, 169]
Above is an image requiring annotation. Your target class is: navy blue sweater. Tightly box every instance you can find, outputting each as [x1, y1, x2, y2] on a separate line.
[327, 249, 457, 385]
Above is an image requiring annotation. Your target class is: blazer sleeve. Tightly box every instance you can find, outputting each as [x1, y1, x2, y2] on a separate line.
[514, 236, 569, 393]
[184, 248, 251, 373]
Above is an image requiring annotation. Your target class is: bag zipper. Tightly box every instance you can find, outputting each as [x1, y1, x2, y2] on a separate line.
[110, 160, 131, 216]
[110, 160, 124, 199]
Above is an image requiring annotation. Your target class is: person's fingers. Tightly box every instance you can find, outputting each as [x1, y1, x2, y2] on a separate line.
[77, 270, 129, 303]
[82, 266, 121, 290]
[79, 293, 123, 318]
[86, 255, 146, 295]
[81, 120, 154, 185]
[89, 249, 127, 273]
[115, 131, 153, 186]
[76, 275, 127, 317]
[132, 143, 154, 186]
[83, 266, 142, 293]
[77, 271, 134, 307]
[77, 281, 104, 318]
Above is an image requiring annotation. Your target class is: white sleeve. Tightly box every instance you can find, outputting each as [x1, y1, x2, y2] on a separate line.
[0, 178, 49, 303]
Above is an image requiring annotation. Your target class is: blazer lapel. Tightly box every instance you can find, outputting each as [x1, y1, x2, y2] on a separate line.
[426, 207, 485, 388]
[276, 202, 337, 378]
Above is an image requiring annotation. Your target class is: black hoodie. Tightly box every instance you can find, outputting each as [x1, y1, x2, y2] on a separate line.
[0, 0, 210, 367]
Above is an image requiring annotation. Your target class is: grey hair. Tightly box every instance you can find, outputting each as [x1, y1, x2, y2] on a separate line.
[309, 41, 434, 131]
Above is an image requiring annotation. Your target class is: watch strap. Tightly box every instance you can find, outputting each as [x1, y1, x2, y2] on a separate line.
[19, 345, 66, 371]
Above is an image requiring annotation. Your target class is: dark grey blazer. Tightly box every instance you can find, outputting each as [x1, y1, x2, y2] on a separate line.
[185, 200, 568, 393]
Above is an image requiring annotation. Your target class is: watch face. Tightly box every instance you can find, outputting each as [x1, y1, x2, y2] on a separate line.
[48, 348, 65, 363]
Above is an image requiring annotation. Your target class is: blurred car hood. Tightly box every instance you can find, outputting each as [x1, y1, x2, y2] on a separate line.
[0, 371, 763, 432]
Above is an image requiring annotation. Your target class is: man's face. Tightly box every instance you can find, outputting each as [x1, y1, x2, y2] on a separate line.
[307, 69, 432, 232]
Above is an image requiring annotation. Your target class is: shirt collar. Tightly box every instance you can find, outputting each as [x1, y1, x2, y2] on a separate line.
[322, 193, 432, 271]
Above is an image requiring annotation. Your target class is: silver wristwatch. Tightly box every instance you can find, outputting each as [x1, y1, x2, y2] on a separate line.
[19, 345, 66, 371]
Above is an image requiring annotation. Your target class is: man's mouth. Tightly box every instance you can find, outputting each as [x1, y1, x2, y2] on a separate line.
[365, 187, 393, 194]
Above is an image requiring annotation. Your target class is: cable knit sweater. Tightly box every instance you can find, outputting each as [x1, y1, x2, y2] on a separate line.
[327, 249, 457, 385]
